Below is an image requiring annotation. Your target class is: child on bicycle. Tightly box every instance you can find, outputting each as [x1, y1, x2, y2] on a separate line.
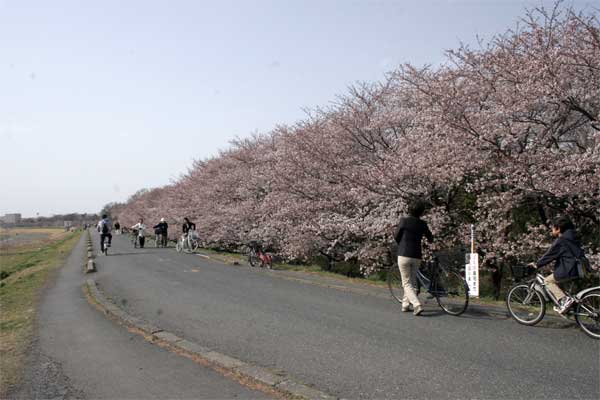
[532, 216, 584, 314]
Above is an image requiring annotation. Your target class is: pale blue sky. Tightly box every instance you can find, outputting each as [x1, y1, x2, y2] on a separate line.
[1, 0, 597, 217]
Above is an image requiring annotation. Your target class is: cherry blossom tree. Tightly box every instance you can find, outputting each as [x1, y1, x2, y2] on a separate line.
[107, 2, 599, 273]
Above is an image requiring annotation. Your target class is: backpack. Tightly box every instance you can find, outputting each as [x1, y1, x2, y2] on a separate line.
[579, 255, 598, 278]
[101, 220, 109, 234]
[565, 241, 595, 279]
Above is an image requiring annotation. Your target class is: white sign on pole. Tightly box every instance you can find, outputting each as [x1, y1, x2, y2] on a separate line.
[465, 224, 479, 297]
[466, 253, 479, 297]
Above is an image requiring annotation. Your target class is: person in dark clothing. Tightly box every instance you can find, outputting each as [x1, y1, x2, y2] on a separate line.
[153, 218, 169, 247]
[533, 216, 584, 314]
[180, 217, 197, 248]
[97, 214, 112, 253]
[486, 257, 503, 301]
[182, 217, 196, 237]
[394, 199, 433, 316]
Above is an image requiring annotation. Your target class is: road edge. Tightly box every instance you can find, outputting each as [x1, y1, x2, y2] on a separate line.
[84, 278, 337, 400]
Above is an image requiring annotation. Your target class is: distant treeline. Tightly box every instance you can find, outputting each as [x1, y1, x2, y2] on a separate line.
[3, 213, 100, 228]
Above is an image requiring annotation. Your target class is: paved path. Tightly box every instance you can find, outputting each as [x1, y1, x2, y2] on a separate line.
[11, 233, 268, 399]
[91, 233, 599, 399]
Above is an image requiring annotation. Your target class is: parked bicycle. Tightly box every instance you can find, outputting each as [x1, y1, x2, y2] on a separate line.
[388, 252, 469, 316]
[506, 265, 600, 339]
[176, 230, 199, 253]
[247, 242, 273, 269]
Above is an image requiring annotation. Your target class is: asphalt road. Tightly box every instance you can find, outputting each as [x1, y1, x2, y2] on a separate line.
[94, 233, 599, 399]
[11, 233, 268, 399]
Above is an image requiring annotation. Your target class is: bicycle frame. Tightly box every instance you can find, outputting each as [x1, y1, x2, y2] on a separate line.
[524, 273, 599, 313]
[248, 246, 272, 268]
[416, 261, 441, 295]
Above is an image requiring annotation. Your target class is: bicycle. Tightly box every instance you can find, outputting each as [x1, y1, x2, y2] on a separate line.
[100, 235, 110, 255]
[506, 266, 600, 339]
[131, 229, 139, 248]
[176, 231, 199, 253]
[388, 253, 469, 316]
[248, 245, 273, 269]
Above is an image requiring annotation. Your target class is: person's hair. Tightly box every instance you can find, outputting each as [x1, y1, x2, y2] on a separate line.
[551, 216, 575, 233]
[139, 218, 143, 222]
[407, 199, 427, 218]
[102, 214, 107, 219]
[184, 217, 190, 223]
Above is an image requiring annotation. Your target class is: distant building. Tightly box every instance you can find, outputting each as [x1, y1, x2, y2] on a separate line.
[1, 213, 22, 225]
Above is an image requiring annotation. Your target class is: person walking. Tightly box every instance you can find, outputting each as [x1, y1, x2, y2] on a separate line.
[394, 199, 433, 316]
[131, 218, 147, 249]
[153, 218, 169, 247]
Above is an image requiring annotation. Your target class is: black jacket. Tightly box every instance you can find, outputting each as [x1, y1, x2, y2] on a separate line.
[536, 229, 584, 280]
[153, 222, 168, 234]
[394, 216, 433, 259]
[182, 221, 196, 234]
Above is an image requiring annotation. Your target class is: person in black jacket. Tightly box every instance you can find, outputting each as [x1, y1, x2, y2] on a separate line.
[533, 216, 584, 314]
[153, 218, 169, 247]
[394, 199, 433, 316]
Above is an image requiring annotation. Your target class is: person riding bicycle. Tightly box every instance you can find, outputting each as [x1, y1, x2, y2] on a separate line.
[531, 216, 584, 314]
[97, 214, 112, 252]
[394, 199, 433, 316]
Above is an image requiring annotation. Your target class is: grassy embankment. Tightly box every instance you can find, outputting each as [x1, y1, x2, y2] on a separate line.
[0, 227, 81, 396]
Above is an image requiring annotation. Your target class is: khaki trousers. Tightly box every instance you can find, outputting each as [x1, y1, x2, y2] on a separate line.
[544, 273, 566, 302]
[398, 256, 421, 308]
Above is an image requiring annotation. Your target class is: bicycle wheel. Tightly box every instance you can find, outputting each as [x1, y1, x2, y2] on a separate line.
[506, 284, 546, 325]
[575, 290, 600, 340]
[175, 239, 183, 253]
[190, 239, 199, 251]
[248, 251, 258, 267]
[387, 265, 403, 305]
[433, 268, 469, 316]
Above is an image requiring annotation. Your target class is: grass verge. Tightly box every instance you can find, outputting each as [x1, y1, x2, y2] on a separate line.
[0, 228, 82, 396]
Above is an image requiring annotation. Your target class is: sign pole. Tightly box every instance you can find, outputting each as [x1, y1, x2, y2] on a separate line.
[466, 224, 479, 297]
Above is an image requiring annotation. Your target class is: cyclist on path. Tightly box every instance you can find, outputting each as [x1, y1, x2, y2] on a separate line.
[532, 216, 584, 314]
[97, 214, 113, 253]
[394, 199, 433, 316]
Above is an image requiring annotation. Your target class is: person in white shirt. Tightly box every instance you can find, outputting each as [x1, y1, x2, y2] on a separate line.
[131, 218, 147, 248]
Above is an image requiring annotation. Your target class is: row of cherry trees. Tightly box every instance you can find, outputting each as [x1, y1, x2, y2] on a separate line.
[109, 4, 599, 274]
